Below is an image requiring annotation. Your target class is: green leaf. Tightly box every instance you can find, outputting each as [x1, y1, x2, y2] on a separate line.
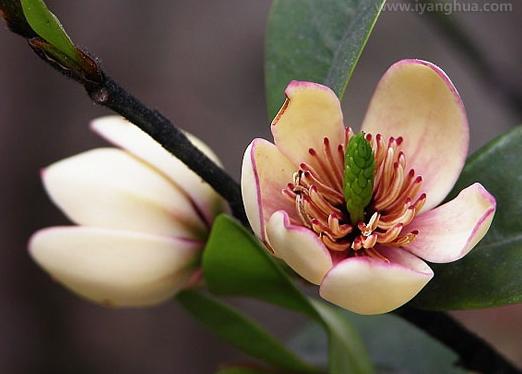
[310, 300, 375, 374]
[290, 312, 465, 373]
[265, 0, 385, 119]
[344, 133, 375, 223]
[203, 215, 316, 317]
[177, 290, 317, 374]
[203, 215, 374, 374]
[20, 0, 77, 60]
[413, 126, 522, 309]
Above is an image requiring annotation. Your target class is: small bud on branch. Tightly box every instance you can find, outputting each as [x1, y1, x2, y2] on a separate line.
[0, 0, 247, 223]
[0, 2, 518, 372]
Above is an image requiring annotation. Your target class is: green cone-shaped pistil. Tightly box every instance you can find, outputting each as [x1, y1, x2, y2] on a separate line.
[343, 133, 375, 224]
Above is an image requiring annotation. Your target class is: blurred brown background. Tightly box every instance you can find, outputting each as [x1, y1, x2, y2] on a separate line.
[0, 1, 521, 373]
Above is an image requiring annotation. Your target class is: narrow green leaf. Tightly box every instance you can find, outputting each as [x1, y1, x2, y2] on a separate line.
[203, 215, 374, 374]
[20, 0, 77, 60]
[177, 290, 317, 374]
[290, 312, 464, 373]
[310, 300, 374, 374]
[413, 126, 522, 309]
[344, 133, 375, 223]
[265, 0, 385, 119]
[203, 215, 317, 318]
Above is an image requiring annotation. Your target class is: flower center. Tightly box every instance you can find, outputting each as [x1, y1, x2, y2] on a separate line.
[283, 129, 425, 260]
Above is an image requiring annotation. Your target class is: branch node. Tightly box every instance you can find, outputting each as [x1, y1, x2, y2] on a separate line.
[91, 87, 109, 104]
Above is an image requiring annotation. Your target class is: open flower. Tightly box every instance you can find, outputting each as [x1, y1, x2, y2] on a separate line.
[30, 116, 225, 307]
[241, 59, 496, 315]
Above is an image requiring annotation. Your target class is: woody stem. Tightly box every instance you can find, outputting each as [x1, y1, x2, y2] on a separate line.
[0, 12, 517, 371]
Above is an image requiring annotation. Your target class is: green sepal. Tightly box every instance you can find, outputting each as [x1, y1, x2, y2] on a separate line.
[343, 133, 375, 223]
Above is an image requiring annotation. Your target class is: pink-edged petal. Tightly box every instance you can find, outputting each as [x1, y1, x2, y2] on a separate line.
[361, 60, 469, 212]
[266, 210, 332, 284]
[91, 116, 225, 225]
[271, 81, 345, 166]
[29, 226, 202, 307]
[404, 183, 496, 263]
[320, 247, 433, 315]
[241, 139, 298, 241]
[43, 148, 206, 238]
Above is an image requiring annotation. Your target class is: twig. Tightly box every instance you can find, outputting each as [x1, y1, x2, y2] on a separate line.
[1, 4, 518, 372]
[395, 307, 520, 373]
[85, 76, 247, 224]
[0, 1, 247, 223]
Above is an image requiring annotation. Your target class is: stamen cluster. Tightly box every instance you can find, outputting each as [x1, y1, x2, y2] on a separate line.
[283, 129, 425, 260]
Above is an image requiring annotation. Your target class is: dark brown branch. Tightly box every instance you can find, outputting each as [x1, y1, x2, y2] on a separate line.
[395, 307, 520, 373]
[1, 4, 518, 372]
[1, 1, 247, 223]
[85, 76, 247, 224]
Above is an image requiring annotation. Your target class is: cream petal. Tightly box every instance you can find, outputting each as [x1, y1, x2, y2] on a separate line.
[266, 210, 332, 285]
[271, 81, 346, 166]
[43, 148, 206, 238]
[404, 183, 496, 263]
[241, 139, 298, 240]
[361, 60, 469, 212]
[91, 116, 225, 225]
[320, 247, 433, 315]
[29, 226, 202, 307]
